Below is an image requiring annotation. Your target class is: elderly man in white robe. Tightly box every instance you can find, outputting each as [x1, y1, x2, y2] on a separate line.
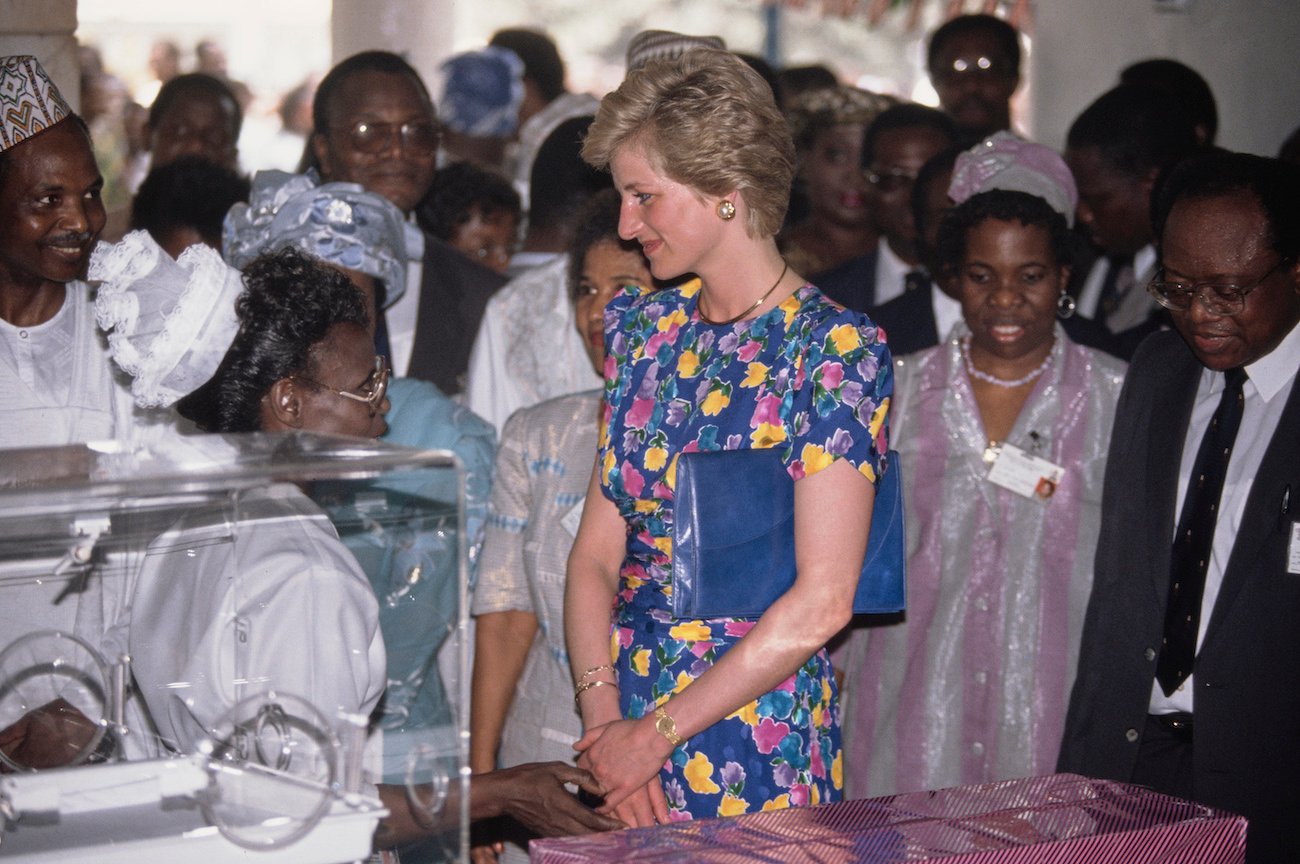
[0, 55, 143, 448]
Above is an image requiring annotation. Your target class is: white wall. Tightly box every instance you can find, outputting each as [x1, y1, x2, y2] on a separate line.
[0, 0, 79, 110]
[1032, 0, 1300, 157]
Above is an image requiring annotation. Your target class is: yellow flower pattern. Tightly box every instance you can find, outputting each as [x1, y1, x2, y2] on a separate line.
[684, 752, 722, 794]
[741, 362, 769, 388]
[700, 388, 730, 416]
[596, 282, 892, 819]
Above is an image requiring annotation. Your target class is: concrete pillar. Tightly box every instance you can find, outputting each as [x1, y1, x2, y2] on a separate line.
[330, 0, 456, 97]
[0, 0, 81, 110]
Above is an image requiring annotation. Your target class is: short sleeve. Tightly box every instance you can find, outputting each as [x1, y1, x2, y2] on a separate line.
[473, 407, 536, 616]
[786, 306, 893, 484]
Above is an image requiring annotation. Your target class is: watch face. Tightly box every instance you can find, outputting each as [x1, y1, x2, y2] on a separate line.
[655, 708, 679, 743]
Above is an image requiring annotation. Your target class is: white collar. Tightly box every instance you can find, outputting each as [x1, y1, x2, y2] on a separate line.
[1244, 316, 1300, 403]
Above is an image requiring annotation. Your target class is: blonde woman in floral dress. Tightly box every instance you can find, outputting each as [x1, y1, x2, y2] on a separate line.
[564, 49, 892, 828]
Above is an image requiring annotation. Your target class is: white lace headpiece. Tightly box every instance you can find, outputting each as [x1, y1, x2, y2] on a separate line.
[91, 231, 244, 408]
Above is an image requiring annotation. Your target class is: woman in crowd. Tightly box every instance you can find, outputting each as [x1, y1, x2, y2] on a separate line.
[418, 161, 522, 275]
[837, 133, 1126, 798]
[469, 188, 654, 861]
[88, 239, 618, 847]
[565, 49, 892, 826]
[223, 171, 496, 806]
[778, 85, 894, 277]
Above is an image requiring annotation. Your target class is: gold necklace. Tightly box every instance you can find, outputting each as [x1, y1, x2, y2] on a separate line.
[697, 261, 789, 326]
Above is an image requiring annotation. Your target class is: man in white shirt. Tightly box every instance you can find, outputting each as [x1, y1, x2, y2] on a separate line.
[1060, 152, 1300, 863]
[0, 55, 137, 448]
[465, 114, 605, 432]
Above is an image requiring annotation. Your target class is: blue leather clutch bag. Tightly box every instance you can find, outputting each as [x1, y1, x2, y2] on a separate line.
[671, 448, 905, 619]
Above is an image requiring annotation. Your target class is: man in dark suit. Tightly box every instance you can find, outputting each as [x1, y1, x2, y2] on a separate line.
[1059, 152, 1300, 863]
[815, 104, 955, 313]
[1064, 85, 1199, 357]
[311, 51, 505, 396]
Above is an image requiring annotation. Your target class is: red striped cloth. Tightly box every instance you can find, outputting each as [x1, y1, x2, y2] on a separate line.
[530, 773, 1246, 863]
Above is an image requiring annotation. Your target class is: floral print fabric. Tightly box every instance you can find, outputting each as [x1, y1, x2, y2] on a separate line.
[598, 279, 892, 820]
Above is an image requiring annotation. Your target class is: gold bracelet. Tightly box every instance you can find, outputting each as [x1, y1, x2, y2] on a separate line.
[574, 679, 615, 705]
[653, 706, 683, 746]
[578, 664, 615, 683]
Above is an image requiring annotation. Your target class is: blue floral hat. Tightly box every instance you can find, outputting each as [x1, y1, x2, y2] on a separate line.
[223, 170, 414, 308]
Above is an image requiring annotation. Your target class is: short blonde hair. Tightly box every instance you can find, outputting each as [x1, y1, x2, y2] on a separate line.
[582, 49, 795, 238]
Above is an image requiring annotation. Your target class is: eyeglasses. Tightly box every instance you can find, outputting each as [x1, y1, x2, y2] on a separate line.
[1147, 259, 1288, 316]
[473, 244, 514, 267]
[295, 356, 390, 413]
[864, 167, 918, 193]
[934, 55, 1012, 82]
[331, 120, 439, 155]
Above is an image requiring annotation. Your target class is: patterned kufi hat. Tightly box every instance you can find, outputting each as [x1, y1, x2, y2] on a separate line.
[439, 47, 525, 138]
[91, 231, 245, 408]
[625, 31, 726, 72]
[223, 170, 414, 308]
[0, 55, 72, 152]
[948, 131, 1078, 227]
[786, 86, 897, 147]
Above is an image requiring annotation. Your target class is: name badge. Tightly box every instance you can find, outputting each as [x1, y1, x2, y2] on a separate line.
[1288, 522, 1300, 575]
[561, 498, 587, 538]
[986, 443, 1065, 501]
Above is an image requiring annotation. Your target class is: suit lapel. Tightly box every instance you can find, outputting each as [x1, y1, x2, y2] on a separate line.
[1143, 347, 1201, 605]
[859, 248, 880, 311]
[1202, 372, 1300, 647]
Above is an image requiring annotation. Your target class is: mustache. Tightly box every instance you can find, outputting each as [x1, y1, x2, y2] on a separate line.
[44, 231, 93, 247]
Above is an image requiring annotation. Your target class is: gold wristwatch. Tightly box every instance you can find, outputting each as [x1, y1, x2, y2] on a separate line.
[653, 706, 683, 746]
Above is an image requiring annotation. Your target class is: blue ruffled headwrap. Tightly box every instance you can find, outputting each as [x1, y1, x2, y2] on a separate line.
[223, 170, 415, 308]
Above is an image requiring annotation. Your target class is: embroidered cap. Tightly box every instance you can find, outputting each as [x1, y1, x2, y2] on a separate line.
[625, 31, 726, 72]
[0, 55, 72, 152]
[786, 85, 897, 146]
[948, 131, 1078, 227]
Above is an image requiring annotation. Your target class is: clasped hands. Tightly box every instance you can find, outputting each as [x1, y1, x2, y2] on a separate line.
[573, 713, 677, 828]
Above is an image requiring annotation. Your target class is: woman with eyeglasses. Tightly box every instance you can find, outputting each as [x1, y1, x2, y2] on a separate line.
[836, 133, 1127, 799]
[779, 85, 895, 278]
[86, 239, 617, 848]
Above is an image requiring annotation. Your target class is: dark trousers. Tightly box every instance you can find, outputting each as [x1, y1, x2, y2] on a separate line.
[1130, 713, 1195, 801]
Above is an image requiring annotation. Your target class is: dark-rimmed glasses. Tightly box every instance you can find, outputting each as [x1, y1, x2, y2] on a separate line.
[1148, 259, 1289, 316]
[864, 167, 918, 194]
[331, 120, 439, 155]
[295, 356, 390, 413]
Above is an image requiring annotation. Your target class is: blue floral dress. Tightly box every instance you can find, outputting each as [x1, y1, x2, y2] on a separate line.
[599, 279, 892, 820]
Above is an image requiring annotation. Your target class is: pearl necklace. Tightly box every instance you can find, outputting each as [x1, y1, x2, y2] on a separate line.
[697, 262, 789, 326]
[960, 335, 1054, 389]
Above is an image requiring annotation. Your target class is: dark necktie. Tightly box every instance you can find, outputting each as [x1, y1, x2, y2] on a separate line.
[1156, 367, 1248, 696]
[904, 270, 930, 294]
[1097, 256, 1134, 321]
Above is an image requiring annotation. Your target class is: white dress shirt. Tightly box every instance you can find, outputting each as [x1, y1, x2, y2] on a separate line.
[874, 239, 914, 307]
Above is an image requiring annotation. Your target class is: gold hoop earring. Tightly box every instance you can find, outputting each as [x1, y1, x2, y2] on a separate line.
[717, 200, 736, 221]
